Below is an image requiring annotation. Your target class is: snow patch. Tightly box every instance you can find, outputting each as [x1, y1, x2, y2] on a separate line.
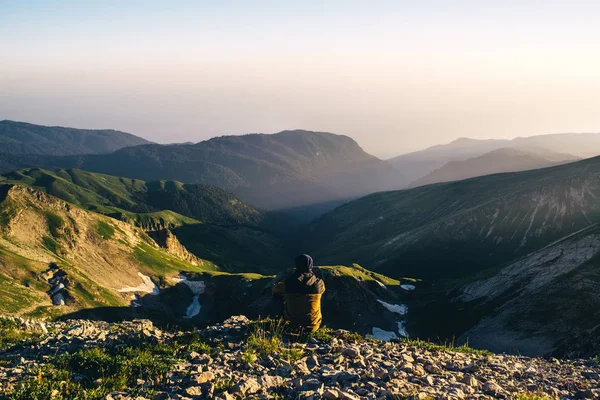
[185, 295, 201, 319]
[400, 284, 416, 291]
[118, 273, 159, 295]
[173, 274, 206, 318]
[397, 321, 409, 338]
[377, 300, 408, 315]
[367, 327, 398, 341]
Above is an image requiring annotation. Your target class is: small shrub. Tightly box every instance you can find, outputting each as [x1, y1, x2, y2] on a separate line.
[281, 346, 304, 362]
[309, 326, 334, 342]
[46, 212, 65, 237]
[42, 235, 60, 254]
[246, 318, 286, 355]
[214, 377, 235, 393]
[241, 349, 258, 364]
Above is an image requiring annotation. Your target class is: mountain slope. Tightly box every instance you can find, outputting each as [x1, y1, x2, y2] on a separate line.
[0, 168, 265, 227]
[0, 130, 401, 210]
[0, 181, 409, 339]
[0, 120, 151, 155]
[389, 132, 600, 186]
[411, 147, 577, 187]
[0, 183, 217, 318]
[308, 156, 600, 279]
[0, 169, 293, 274]
[306, 155, 600, 354]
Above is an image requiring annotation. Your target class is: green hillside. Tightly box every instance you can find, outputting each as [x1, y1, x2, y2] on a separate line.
[1, 168, 265, 227]
[0, 168, 291, 274]
[308, 155, 600, 279]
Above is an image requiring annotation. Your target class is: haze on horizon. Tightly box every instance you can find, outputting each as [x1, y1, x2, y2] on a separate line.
[2, 0, 600, 158]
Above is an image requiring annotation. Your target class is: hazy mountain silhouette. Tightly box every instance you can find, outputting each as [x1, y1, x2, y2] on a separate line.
[0, 120, 151, 155]
[410, 147, 578, 187]
[389, 133, 600, 186]
[0, 129, 404, 210]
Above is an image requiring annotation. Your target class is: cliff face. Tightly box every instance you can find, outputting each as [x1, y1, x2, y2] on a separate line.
[147, 228, 207, 267]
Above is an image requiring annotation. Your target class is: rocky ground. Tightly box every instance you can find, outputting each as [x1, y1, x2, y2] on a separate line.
[0, 316, 599, 400]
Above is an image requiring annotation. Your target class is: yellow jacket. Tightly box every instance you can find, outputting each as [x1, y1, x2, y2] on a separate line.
[272, 271, 326, 332]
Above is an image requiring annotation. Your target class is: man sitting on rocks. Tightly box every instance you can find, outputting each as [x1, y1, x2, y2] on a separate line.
[272, 254, 326, 332]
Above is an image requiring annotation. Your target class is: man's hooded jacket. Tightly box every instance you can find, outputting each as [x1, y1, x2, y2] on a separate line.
[272, 254, 325, 332]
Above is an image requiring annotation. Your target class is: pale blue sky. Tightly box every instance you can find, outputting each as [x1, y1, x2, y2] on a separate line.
[2, 1, 600, 157]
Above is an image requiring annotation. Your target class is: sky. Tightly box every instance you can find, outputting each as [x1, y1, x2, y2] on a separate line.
[2, 1, 600, 158]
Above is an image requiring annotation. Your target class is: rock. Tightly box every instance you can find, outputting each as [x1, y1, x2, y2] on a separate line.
[323, 389, 340, 399]
[339, 391, 360, 400]
[184, 386, 202, 397]
[576, 389, 594, 399]
[461, 374, 478, 387]
[299, 378, 324, 393]
[333, 371, 359, 383]
[448, 387, 465, 399]
[483, 381, 503, 394]
[259, 375, 285, 388]
[232, 378, 261, 396]
[191, 371, 215, 384]
[342, 346, 361, 359]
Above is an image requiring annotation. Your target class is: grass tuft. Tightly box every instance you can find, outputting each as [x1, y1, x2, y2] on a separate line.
[400, 337, 492, 356]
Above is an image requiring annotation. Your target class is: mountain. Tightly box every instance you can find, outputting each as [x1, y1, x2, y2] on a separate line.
[389, 132, 600, 187]
[410, 147, 578, 187]
[0, 129, 402, 210]
[0, 120, 151, 155]
[306, 155, 600, 355]
[0, 168, 265, 227]
[0, 183, 217, 318]
[388, 138, 512, 185]
[0, 178, 411, 343]
[0, 168, 292, 274]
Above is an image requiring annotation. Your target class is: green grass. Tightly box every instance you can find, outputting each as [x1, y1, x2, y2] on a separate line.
[246, 319, 285, 355]
[514, 392, 556, 400]
[96, 220, 115, 240]
[400, 337, 492, 356]
[10, 333, 212, 400]
[42, 235, 60, 254]
[0, 317, 44, 352]
[318, 264, 401, 286]
[133, 242, 217, 276]
[309, 326, 335, 341]
[45, 212, 65, 238]
[241, 349, 258, 364]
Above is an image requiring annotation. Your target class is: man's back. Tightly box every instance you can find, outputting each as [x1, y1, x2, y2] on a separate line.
[272, 270, 325, 332]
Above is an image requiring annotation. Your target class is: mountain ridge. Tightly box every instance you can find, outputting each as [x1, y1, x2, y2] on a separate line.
[0, 120, 152, 155]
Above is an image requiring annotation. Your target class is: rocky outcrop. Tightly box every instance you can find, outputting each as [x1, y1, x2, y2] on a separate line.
[148, 228, 206, 266]
[43, 264, 69, 306]
[1, 316, 598, 399]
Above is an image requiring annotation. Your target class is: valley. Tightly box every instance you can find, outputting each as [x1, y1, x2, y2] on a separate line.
[1, 122, 600, 359]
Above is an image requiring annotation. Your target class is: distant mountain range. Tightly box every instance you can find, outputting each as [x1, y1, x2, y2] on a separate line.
[389, 133, 600, 187]
[0, 120, 151, 155]
[0, 127, 403, 210]
[410, 147, 578, 187]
